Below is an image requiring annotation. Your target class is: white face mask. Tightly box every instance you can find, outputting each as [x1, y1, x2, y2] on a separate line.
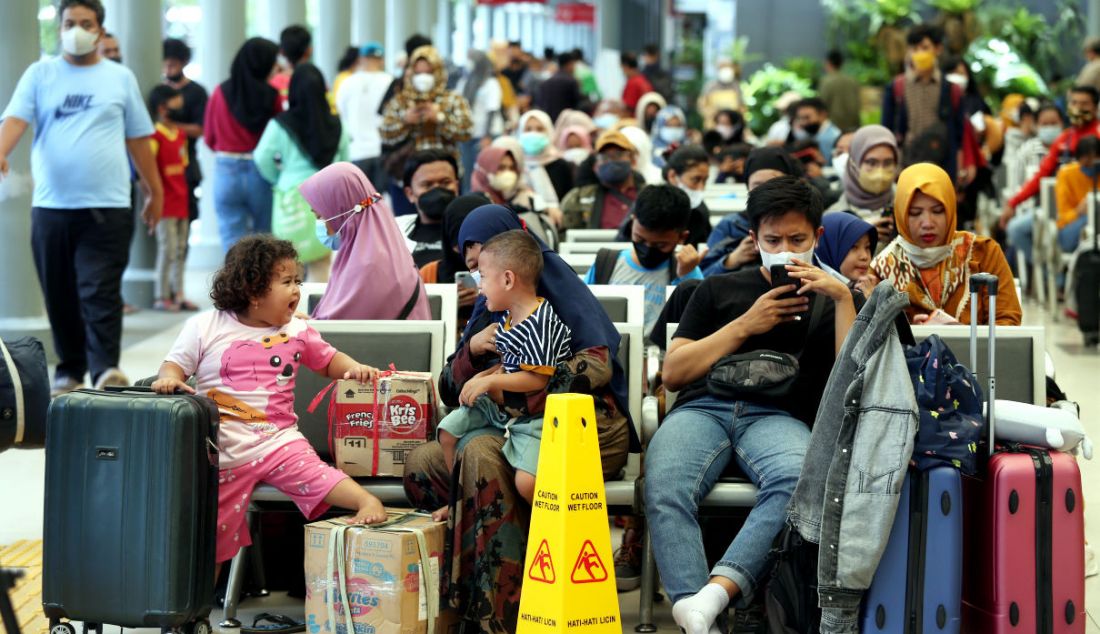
[563, 148, 590, 165]
[678, 183, 705, 209]
[62, 26, 99, 57]
[718, 67, 736, 84]
[411, 72, 436, 94]
[659, 127, 685, 144]
[489, 170, 519, 196]
[945, 73, 968, 89]
[831, 153, 849, 181]
[757, 243, 816, 271]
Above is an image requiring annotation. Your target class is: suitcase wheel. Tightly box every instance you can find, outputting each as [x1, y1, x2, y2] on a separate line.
[166, 619, 211, 634]
[49, 622, 75, 634]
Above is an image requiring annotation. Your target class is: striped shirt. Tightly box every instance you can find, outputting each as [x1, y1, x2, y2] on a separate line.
[495, 298, 573, 376]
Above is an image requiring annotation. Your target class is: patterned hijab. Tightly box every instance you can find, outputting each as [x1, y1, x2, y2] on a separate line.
[872, 163, 976, 319]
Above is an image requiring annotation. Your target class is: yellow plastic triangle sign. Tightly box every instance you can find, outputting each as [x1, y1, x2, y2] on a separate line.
[517, 394, 621, 633]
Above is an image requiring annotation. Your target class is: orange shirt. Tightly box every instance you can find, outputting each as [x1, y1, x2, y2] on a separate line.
[1054, 161, 1095, 229]
[150, 122, 189, 220]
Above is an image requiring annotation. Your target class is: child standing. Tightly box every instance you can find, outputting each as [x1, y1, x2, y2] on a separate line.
[437, 230, 572, 502]
[148, 85, 196, 311]
[586, 185, 703, 341]
[152, 235, 386, 566]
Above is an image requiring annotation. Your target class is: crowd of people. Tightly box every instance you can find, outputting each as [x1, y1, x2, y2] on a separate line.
[2, 1, 1098, 633]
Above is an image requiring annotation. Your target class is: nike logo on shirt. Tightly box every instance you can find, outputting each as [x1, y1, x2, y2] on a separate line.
[54, 94, 94, 119]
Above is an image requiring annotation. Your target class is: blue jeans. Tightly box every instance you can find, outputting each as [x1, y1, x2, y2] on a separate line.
[644, 396, 811, 607]
[459, 137, 482, 193]
[1059, 214, 1088, 253]
[1006, 210, 1034, 265]
[213, 156, 273, 252]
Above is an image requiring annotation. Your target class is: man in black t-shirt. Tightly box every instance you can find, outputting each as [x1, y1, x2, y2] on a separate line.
[163, 38, 208, 223]
[396, 150, 459, 268]
[644, 177, 860, 634]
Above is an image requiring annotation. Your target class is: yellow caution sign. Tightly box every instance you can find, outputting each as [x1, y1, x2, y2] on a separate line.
[517, 393, 621, 633]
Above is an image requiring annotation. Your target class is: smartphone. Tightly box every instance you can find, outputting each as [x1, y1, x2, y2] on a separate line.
[456, 272, 478, 290]
[880, 206, 895, 218]
[770, 264, 805, 311]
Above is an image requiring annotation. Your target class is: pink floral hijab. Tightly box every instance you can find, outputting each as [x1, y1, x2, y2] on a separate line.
[298, 163, 430, 320]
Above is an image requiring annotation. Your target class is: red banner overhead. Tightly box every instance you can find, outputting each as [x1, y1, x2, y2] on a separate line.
[554, 2, 595, 25]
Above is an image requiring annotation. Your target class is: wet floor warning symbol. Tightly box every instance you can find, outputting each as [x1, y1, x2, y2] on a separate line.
[570, 540, 608, 584]
[528, 539, 556, 583]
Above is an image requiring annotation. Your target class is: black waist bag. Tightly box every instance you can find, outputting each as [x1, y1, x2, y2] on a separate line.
[706, 294, 823, 401]
[0, 336, 49, 450]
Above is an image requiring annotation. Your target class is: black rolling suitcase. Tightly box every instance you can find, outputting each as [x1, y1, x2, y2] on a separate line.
[42, 387, 219, 634]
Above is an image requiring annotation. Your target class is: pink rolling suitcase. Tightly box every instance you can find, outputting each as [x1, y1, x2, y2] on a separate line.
[960, 273, 1086, 634]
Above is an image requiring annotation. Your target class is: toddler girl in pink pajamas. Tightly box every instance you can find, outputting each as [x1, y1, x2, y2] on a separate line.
[153, 235, 386, 564]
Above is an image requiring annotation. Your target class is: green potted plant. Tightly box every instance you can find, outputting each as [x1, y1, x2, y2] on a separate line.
[742, 64, 815, 136]
[929, 0, 980, 55]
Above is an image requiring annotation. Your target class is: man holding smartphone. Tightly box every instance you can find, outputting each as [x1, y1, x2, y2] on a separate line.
[644, 176, 860, 634]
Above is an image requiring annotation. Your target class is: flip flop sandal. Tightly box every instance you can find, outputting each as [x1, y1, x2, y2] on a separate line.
[241, 613, 306, 634]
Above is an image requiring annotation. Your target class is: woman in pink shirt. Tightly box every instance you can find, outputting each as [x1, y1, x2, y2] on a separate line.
[203, 38, 280, 251]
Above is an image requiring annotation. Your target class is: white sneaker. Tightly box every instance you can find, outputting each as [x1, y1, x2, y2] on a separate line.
[50, 376, 84, 399]
[94, 368, 130, 391]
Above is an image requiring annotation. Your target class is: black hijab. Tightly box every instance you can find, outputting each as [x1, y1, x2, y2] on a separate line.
[221, 38, 279, 134]
[438, 193, 491, 283]
[744, 146, 804, 180]
[275, 63, 343, 168]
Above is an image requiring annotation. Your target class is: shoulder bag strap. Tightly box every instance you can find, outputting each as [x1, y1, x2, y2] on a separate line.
[396, 282, 422, 320]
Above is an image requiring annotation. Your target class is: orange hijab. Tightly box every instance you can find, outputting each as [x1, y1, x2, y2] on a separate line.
[872, 163, 977, 319]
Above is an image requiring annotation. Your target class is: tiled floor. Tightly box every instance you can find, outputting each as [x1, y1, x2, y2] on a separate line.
[1, 273, 1098, 632]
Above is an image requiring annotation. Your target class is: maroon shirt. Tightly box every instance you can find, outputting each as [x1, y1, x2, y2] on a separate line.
[600, 183, 637, 229]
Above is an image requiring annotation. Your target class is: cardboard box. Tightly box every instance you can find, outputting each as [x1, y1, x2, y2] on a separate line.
[304, 513, 459, 634]
[330, 374, 437, 477]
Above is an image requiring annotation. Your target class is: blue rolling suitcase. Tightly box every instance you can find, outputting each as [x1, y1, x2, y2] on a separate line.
[861, 466, 963, 633]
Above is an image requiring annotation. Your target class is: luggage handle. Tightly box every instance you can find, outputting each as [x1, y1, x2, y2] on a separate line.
[102, 385, 154, 393]
[969, 273, 997, 457]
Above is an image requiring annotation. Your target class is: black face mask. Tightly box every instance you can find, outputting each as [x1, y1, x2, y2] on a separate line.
[417, 187, 456, 221]
[596, 161, 632, 187]
[166, 108, 187, 121]
[633, 240, 674, 269]
[802, 122, 822, 136]
[166, 72, 185, 83]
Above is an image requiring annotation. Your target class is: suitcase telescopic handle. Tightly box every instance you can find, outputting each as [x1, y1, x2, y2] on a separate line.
[969, 272, 998, 456]
[102, 385, 155, 393]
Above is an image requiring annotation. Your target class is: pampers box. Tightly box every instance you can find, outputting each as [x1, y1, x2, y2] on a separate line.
[304, 513, 458, 634]
[329, 374, 438, 477]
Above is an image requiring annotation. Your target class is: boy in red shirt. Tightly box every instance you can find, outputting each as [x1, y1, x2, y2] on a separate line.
[148, 85, 196, 311]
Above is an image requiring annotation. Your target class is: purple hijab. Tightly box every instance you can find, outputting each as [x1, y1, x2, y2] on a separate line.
[299, 163, 431, 320]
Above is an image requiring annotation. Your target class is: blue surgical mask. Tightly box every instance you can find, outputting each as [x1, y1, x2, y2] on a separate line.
[315, 220, 340, 250]
[520, 131, 550, 156]
[658, 127, 685, 144]
[1037, 125, 1061, 146]
[594, 113, 619, 129]
[1082, 164, 1100, 179]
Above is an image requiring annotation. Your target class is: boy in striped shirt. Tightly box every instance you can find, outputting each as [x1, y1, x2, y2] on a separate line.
[437, 230, 572, 502]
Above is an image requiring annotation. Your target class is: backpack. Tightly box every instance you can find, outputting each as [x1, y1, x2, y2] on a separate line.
[892, 75, 961, 169]
[0, 337, 49, 451]
[765, 525, 822, 634]
[905, 334, 985, 474]
[591, 247, 677, 284]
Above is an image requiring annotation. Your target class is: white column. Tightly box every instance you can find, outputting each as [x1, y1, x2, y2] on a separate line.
[0, 0, 46, 330]
[531, 9, 545, 58]
[416, 0, 436, 41]
[492, 7, 507, 42]
[262, 0, 308, 41]
[453, 0, 472, 65]
[520, 7, 534, 51]
[434, 0, 453, 60]
[316, 0, 352, 81]
[102, 0, 163, 308]
[474, 3, 490, 50]
[352, 0, 386, 47]
[506, 5, 521, 41]
[385, 0, 414, 73]
[192, 0, 246, 267]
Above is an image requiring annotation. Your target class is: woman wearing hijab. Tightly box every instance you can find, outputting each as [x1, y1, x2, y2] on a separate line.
[473, 145, 560, 246]
[456, 50, 502, 191]
[298, 162, 431, 321]
[557, 124, 594, 166]
[651, 105, 688, 168]
[697, 60, 744, 127]
[872, 164, 1021, 325]
[635, 92, 667, 133]
[816, 212, 879, 297]
[380, 45, 473, 160]
[254, 64, 348, 282]
[403, 204, 636, 634]
[203, 37, 280, 250]
[554, 109, 598, 147]
[827, 125, 900, 244]
[620, 126, 662, 184]
[518, 109, 575, 204]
